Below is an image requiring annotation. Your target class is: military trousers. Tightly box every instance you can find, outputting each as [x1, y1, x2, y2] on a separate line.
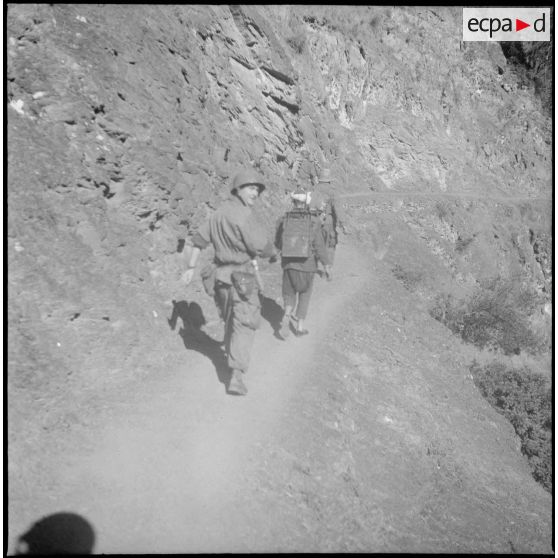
[214, 280, 261, 373]
[321, 218, 337, 265]
[282, 269, 315, 320]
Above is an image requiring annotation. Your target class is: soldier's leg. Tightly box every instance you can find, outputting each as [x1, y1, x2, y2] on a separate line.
[294, 274, 315, 320]
[323, 221, 337, 266]
[293, 272, 315, 335]
[321, 223, 330, 248]
[279, 269, 296, 339]
[327, 245, 336, 266]
[228, 288, 261, 374]
[214, 281, 233, 353]
[282, 269, 297, 311]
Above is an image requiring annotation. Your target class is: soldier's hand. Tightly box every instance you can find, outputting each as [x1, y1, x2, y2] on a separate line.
[181, 268, 195, 285]
[325, 265, 333, 281]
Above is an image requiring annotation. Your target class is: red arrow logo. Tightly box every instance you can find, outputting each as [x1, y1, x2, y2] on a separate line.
[516, 18, 530, 31]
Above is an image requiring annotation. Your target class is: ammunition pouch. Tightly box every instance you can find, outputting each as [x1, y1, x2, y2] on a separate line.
[232, 288, 261, 330]
[231, 271, 257, 301]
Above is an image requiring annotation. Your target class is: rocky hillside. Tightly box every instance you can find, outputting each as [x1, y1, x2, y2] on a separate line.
[7, 5, 552, 553]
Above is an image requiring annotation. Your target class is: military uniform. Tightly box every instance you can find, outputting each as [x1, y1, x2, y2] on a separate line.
[321, 194, 339, 264]
[292, 153, 320, 187]
[312, 169, 343, 265]
[275, 211, 330, 328]
[192, 194, 275, 377]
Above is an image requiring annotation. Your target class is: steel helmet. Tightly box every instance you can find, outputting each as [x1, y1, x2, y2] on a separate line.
[231, 169, 265, 194]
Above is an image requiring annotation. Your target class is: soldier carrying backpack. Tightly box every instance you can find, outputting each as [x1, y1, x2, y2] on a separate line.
[274, 191, 331, 339]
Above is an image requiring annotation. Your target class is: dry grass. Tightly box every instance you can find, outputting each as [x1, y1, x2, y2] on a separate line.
[286, 32, 306, 54]
[430, 276, 548, 356]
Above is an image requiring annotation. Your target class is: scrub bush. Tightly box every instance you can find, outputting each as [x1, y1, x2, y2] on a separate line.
[392, 264, 423, 292]
[286, 33, 306, 54]
[470, 361, 552, 492]
[430, 277, 547, 356]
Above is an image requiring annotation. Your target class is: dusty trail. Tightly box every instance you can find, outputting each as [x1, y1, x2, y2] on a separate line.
[7, 4, 552, 553]
[8, 241, 368, 554]
[8, 235, 553, 554]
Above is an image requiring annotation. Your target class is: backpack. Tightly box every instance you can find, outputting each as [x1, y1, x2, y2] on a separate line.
[280, 208, 313, 258]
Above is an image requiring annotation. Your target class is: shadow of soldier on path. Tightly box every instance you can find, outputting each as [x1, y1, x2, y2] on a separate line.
[16, 512, 95, 555]
[259, 294, 284, 339]
[168, 299, 229, 386]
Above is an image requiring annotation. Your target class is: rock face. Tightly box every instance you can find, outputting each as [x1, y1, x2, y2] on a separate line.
[7, 4, 552, 553]
[7, 4, 551, 370]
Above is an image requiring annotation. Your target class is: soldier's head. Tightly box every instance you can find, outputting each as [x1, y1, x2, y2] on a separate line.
[231, 169, 265, 207]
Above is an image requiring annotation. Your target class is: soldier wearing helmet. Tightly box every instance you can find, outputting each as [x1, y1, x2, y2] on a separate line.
[182, 169, 277, 395]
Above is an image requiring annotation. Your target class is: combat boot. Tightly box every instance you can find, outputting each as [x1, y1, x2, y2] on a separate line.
[228, 369, 248, 395]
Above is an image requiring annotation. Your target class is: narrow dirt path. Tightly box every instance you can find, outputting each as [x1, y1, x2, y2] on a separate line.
[8, 240, 369, 554]
[339, 190, 551, 203]
[8, 235, 553, 553]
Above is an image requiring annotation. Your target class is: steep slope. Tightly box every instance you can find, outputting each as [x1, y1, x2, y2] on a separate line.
[8, 241, 552, 553]
[7, 4, 552, 554]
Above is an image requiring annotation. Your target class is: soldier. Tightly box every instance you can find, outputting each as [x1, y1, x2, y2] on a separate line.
[291, 145, 320, 187]
[182, 169, 277, 396]
[312, 165, 345, 265]
[274, 193, 331, 339]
